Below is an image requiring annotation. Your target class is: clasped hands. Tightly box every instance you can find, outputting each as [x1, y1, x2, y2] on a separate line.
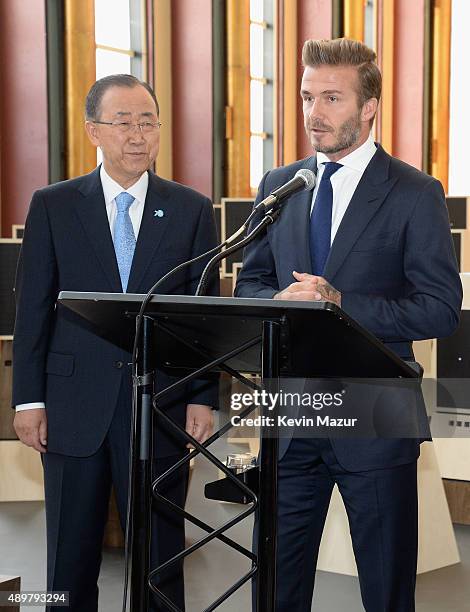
[274, 271, 341, 306]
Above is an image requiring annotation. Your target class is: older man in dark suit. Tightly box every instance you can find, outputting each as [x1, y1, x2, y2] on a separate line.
[13, 74, 218, 611]
[235, 39, 462, 611]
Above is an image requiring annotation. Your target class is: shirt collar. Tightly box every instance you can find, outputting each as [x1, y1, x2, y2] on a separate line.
[100, 165, 149, 206]
[316, 132, 377, 174]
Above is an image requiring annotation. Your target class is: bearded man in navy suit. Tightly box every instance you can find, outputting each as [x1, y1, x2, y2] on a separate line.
[235, 39, 462, 611]
[13, 74, 218, 611]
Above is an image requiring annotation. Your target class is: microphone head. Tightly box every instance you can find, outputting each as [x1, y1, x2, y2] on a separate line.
[295, 169, 316, 192]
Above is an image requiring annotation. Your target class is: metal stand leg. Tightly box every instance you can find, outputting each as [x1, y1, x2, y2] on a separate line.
[127, 316, 281, 610]
[257, 321, 280, 611]
[130, 316, 154, 611]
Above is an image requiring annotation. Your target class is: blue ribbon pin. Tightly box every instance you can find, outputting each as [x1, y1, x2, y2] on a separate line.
[154, 209, 164, 218]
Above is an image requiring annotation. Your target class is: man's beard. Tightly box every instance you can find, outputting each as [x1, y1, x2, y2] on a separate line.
[307, 112, 362, 155]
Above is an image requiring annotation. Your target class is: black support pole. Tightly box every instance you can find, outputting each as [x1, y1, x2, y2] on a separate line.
[130, 315, 154, 611]
[257, 320, 281, 611]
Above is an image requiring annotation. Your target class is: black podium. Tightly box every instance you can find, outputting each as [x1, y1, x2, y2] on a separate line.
[58, 292, 419, 612]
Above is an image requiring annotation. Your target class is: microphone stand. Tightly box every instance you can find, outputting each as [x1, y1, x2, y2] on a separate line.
[195, 204, 286, 609]
[123, 209, 262, 611]
[195, 167, 316, 296]
[195, 206, 282, 296]
[124, 195, 289, 611]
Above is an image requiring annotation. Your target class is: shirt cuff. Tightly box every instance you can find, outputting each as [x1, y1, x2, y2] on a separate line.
[15, 402, 46, 411]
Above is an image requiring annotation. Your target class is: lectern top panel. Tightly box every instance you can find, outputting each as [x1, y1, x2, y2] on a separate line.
[58, 292, 417, 379]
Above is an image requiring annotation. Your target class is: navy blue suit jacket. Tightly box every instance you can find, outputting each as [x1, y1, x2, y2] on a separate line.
[13, 167, 219, 458]
[235, 145, 462, 470]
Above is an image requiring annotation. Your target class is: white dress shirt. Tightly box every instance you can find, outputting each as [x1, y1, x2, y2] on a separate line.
[16, 166, 149, 412]
[311, 132, 377, 244]
[101, 165, 148, 239]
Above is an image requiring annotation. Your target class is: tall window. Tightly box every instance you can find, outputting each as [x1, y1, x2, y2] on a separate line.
[364, 0, 375, 49]
[95, 0, 133, 78]
[93, 0, 146, 163]
[449, 0, 470, 194]
[249, 0, 274, 191]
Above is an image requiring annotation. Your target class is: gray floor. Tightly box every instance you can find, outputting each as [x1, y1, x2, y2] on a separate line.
[1, 439, 469, 611]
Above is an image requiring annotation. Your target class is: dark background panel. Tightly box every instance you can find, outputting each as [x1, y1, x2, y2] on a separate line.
[0, 340, 16, 439]
[213, 204, 221, 243]
[446, 197, 467, 230]
[1, 241, 21, 438]
[0, 242, 21, 336]
[452, 232, 461, 271]
[437, 310, 470, 408]
[221, 199, 254, 274]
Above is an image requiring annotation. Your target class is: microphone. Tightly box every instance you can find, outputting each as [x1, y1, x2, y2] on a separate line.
[195, 170, 315, 295]
[259, 168, 316, 210]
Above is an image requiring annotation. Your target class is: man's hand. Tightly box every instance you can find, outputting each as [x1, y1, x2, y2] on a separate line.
[185, 404, 214, 449]
[274, 271, 341, 306]
[13, 408, 48, 453]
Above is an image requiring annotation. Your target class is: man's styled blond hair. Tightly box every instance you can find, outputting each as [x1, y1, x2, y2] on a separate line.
[302, 38, 382, 109]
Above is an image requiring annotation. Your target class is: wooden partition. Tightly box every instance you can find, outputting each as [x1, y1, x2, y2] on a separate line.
[0, 575, 21, 611]
[0, 340, 15, 440]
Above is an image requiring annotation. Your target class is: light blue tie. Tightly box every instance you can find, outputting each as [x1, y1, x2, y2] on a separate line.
[114, 192, 136, 292]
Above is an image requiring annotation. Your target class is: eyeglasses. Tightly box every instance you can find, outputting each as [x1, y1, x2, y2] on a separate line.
[93, 120, 162, 133]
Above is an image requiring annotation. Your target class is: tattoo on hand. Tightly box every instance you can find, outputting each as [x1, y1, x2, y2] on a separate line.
[318, 279, 341, 306]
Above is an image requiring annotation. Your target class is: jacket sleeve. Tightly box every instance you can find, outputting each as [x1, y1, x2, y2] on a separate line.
[341, 179, 462, 341]
[234, 171, 279, 299]
[12, 190, 58, 406]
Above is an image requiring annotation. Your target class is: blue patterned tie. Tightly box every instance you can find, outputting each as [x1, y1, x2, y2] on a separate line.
[114, 192, 136, 292]
[309, 162, 342, 276]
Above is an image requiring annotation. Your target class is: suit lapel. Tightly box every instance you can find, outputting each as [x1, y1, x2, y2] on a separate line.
[127, 172, 173, 293]
[324, 145, 398, 281]
[273, 156, 317, 274]
[75, 168, 122, 291]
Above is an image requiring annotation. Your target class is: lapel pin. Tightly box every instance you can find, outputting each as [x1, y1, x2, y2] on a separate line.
[154, 209, 164, 218]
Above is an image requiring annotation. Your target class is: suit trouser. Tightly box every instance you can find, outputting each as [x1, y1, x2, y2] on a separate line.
[43, 382, 188, 612]
[274, 437, 418, 612]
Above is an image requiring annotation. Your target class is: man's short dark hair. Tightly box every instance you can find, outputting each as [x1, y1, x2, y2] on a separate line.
[85, 74, 159, 121]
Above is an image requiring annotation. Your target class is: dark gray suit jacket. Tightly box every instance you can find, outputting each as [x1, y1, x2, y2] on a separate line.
[235, 145, 462, 470]
[13, 167, 219, 458]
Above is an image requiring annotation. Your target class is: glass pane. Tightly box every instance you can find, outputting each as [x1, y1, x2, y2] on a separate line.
[250, 24, 264, 79]
[250, 80, 264, 133]
[250, 0, 263, 22]
[95, 0, 131, 49]
[449, 0, 470, 194]
[364, 0, 375, 50]
[96, 48, 131, 80]
[250, 136, 263, 190]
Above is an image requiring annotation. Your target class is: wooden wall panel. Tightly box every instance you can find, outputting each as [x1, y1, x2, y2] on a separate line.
[64, 0, 97, 179]
[0, 441, 44, 502]
[443, 479, 470, 525]
[154, 0, 173, 181]
[0, 575, 21, 612]
[225, 0, 250, 197]
[392, 0, 425, 169]
[0, 341, 15, 440]
[296, 0, 333, 160]
[377, 0, 394, 154]
[281, 0, 298, 166]
[430, 0, 451, 190]
[343, 0, 365, 41]
[171, 0, 213, 198]
[0, 0, 48, 232]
